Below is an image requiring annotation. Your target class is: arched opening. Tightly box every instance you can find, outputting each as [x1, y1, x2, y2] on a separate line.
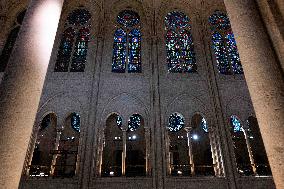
[29, 113, 57, 177]
[230, 115, 253, 176]
[167, 113, 190, 176]
[112, 10, 142, 73]
[126, 114, 146, 176]
[246, 116, 271, 176]
[101, 113, 123, 177]
[191, 114, 214, 176]
[165, 11, 196, 73]
[53, 113, 81, 177]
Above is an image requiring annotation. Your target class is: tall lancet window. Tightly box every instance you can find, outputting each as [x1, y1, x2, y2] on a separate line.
[209, 11, 243, 75]
[112, 10, 142, 73]
[55, 9, 91, 72]
[165, 11, 196, 73]
[0, 10, 26, 72]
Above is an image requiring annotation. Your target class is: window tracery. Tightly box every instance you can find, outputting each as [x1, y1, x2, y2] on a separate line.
[165, 11, 196, 73]
[209, 11, 243, 75]
[55, 9, 91, 72]
[100, 113, 146, 177]
[112, 10, 141, 73]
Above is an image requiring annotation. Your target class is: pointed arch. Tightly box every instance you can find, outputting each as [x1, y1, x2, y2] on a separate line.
[54, 112, 81, 177]
[112, 10, 142, 73]
[209, 11, 243, 75]
[54, 9, 91, 72]
[165, 11, 196, 73]
[101, 113, 123, 177]
[29, 113, 57, 177]
[191, 114, 214, 176]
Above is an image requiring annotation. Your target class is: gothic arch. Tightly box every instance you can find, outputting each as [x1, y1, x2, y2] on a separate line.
[100, 93, 149, 127]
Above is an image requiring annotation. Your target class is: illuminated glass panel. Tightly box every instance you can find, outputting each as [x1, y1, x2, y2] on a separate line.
[225, 32, 243, 74]
[128, 114, 142, 132]
[168, 113, 185, 132]
[55, 28, 76, 72]
[71, 27, 90, 72]
[128, 29, 141, 73]
[230, 115, 241, 133]
[55, 9, 91, 72]
[201, 117, 209, 133]
[166, 29, 181, 72]
[165, 11, 196, 73]
[116, 115, 123, 130]
[71, 113, 80, 132]
[68, 9, 91, 26]
[180, 29, 196, 72]
[209, 11, 243, 75]
[212, 31, 230, 74]
[165, 11, 189, 29]
[117, 10, 140, 28]
[112, 28, 127, 72]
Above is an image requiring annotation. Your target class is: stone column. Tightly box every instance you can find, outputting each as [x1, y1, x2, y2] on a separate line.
[0, 0, 64, 188]
[224, 1, 284, 188]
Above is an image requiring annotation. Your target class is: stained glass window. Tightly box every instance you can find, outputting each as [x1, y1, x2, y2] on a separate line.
[128, 114, 142, 132]
[55, 9, 91, 72]
[112, 28, 127, 72]
[201, 117, 209, 133]
[128, 29, 141, 72]
[168, 113, 185, 132]
[230, 115, 242, 133]
[209, 11, 243, 75]
[71, 113, 80, 132]
[165, 11, 196, 73]
[117, 10, 140, 28]
[116, 115, 123, 130]
[112, 10, 141, 73]
[0, 10, 26, 72]
[71, 27, 90, 72]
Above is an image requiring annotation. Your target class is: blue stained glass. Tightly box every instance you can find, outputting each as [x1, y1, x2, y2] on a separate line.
[209, 11, 243, 75]
[209, 11, 231, 30]
[128, 29, 142, 73]
[112, 28, 127, 72]
[116, 115, 123, 130]
[165, 11, 189, 29]
[212, 31, 230, 74]
[71, 113, 80, 132]
[68, 9, 91, 26]
[55, 28, 76, 72]
[71, 27, 90, 72]
[117, 10, 140, 28]
[128, 114, 142, 132]
[225, 32, 243, 74]
[201, 118, 208, 133]
[165, 11, 196, 73]
[168, 113, 185, 132]
[180, 29, 196, 72]
[166, 30, 182, 72]
[230, 115, 241, 133]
